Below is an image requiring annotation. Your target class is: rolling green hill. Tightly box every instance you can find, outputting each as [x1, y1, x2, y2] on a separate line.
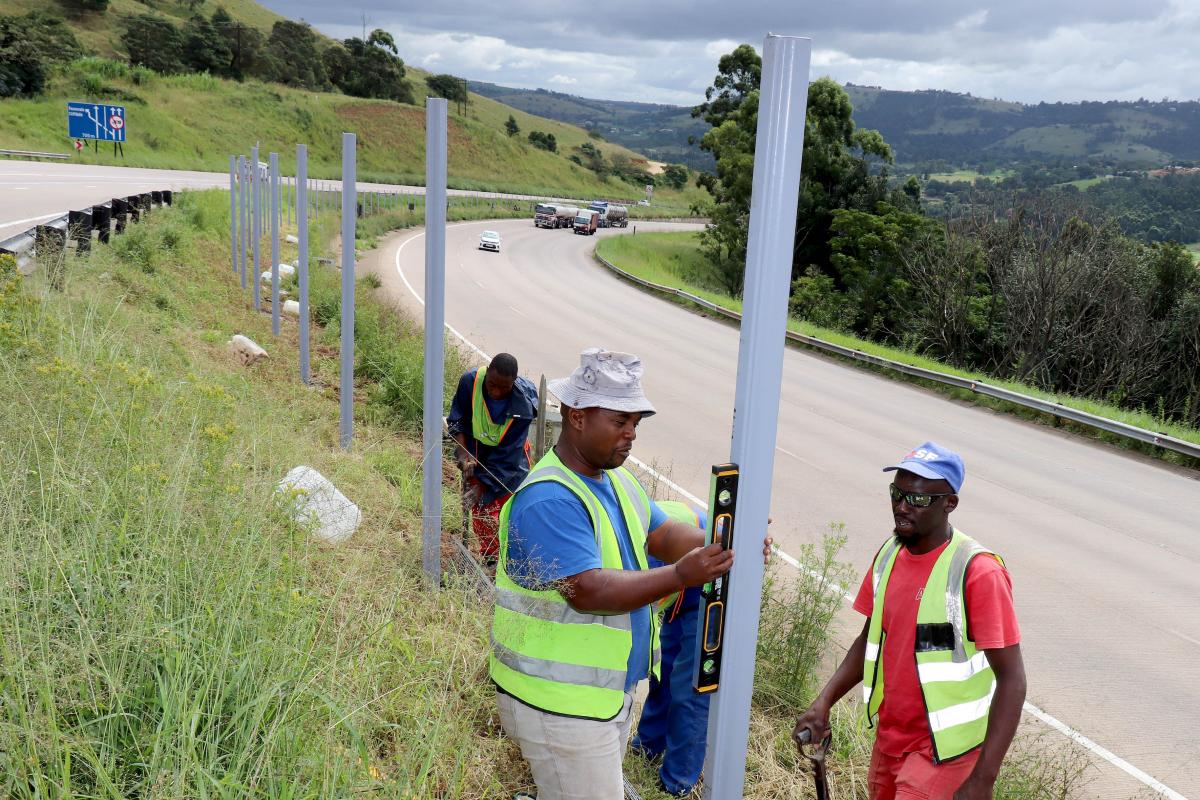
[0, 1, 705, 206]
[467, 78, 1200, 175]
[468, 80, 713, 171]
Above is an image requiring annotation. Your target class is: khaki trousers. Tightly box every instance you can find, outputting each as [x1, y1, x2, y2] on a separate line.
[497, 689, 637, 800]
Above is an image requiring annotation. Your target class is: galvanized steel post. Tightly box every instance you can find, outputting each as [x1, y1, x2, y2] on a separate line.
[251, 145, 260, 312]
[423, 97, 449, 583]
[270, 152, 281, 336]
[298, 144, 310, 385]
[339, 133, 357, 450]
[238, 156, 248, 289]
[229, 155, 237, 274]
[702, 34, 811, 800]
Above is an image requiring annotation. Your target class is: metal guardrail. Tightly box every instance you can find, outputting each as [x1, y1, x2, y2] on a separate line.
[594, 252, 1200, 461]
[0, 148, 70, 161]
[0, 190, 173, 276]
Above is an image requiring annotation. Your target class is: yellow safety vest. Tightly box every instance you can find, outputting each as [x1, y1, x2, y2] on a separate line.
[490, 449, 661, 720]
[471, 369, 514, 447]
[862, 529, 1002, 762]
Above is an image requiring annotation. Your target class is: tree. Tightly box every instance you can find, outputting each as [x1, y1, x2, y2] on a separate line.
[326, 29, 413, 103]
[0, 17, 46, 97]
[426, 73, 469, 115]
[7, 11, 82, 65]
[528, 131, 557, 153]
[122, 14, 185, 73]
[65, 0, 109, 11]
[260, 20, 327, 90]
[183, 14, 230, 74]
[211, 7, 263, 80]
[505, 114, 520, 137]
[660, 163, 689, 190]
[693, 44, 904, 295]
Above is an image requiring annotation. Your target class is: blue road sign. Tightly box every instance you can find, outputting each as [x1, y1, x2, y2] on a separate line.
[67, 102, 126, 142]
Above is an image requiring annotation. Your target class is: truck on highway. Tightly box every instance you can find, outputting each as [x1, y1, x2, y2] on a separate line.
[605, 204, 629, 228]
[534, 203, 581, 229]
[574, 209, 599, 235]
[587, 201, 609, 227]
[534, 203, 559, 228]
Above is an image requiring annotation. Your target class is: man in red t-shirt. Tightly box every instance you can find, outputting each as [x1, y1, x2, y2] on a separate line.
[794, 442, 1026, 800]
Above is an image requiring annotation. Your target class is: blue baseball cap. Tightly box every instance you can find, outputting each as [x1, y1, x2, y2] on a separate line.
[883, 442, 965, 493]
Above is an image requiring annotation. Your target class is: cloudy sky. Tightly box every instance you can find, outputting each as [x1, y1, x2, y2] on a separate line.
[259, 1, 1200, 107]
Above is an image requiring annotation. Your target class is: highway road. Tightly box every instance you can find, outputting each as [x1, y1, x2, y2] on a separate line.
[5, 162, 1198, 797]
[369, 217, 1200, 799]
[0, 160, 609, 242]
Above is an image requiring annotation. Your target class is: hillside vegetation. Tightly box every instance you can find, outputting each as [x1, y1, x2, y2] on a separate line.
[0, 1, 705, 206]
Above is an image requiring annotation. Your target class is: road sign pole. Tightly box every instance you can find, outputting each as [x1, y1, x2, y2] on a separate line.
[423, 97, 449, 584]
[229, 155, 237, 275]
[270, 152, 281, 336]
[251, 145, 261, 312]
[339, 133, 357, 450]
[298, 145, 310, 386]
[702, 34, 811, 800]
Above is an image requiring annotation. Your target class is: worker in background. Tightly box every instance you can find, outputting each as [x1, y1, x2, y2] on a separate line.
[631, 500, 711, 798]
[490, 347, 772, 800]
[447, 352, 538, 565]
[793, 443, 1025, 800]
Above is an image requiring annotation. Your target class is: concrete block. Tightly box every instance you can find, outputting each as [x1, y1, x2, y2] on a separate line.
[276, 466, 361, 545]
[229, 334, 267, 366]
[258, 264, 296, 284]
[283, 299, 300, 317]
[285, 234, 299, 244]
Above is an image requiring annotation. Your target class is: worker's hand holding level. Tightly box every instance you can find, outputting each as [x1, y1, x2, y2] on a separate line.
[792, 702, 832, 752]
[457, 455, 476, 480]
[674, 538, 733, 588]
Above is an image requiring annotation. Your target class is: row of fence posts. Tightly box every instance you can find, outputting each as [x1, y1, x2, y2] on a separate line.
[227, 126, 542, 457]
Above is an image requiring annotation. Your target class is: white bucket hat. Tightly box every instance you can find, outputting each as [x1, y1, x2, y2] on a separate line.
[548, 347, 656, 416]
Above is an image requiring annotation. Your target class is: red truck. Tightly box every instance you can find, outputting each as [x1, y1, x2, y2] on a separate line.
[573, 209, 599, 235]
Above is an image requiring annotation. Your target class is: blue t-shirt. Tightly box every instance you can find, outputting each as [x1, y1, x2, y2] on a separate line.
[506, 472, 668, 692]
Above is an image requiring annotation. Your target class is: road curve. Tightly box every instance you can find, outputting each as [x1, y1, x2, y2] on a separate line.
[369, 217, 1200, 798]
[0, 160, 608, 241]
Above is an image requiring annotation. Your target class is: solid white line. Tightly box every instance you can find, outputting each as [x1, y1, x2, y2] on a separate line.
[1021, 704, 1187, 800]
[390, 221, 1189, 800]
[1, 212, 66, 230]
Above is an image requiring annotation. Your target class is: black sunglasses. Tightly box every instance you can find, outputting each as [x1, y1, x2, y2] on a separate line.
[889, 483, 954, 508]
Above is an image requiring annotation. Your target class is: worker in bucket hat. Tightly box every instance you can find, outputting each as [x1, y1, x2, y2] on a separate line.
[490, 347, 767, 800]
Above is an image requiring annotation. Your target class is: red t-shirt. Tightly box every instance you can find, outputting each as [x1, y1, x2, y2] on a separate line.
[852, 537, 1021, 758]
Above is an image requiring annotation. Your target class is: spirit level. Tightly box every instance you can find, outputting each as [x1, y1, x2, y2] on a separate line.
[693, 463, 738, 694]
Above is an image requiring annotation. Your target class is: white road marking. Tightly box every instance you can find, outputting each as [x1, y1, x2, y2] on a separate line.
[776, 445, 801, 460]
[0, 212, 68, 230]
[507, 304, 527, 318]
[394, 220, 1188, 800]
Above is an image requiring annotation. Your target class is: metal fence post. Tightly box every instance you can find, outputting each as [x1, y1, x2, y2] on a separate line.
[423, 97, 448, 584]
[239, 156, 248, 289]
[229, 155, 237, 274]
[702, 34, 811, 800]
[270, 152, 281, 336]
[339, 133, 357, 450]
[298, 145, 310, 385]
[251, 145, 260, 312]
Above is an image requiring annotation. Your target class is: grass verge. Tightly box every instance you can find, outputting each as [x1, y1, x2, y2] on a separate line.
[0, 190, 539, 797]
[595, 231, 1200, 466]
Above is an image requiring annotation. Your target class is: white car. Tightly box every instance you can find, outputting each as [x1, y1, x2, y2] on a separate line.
[479, 230, 501, 252]
[638, 199, 650, 206]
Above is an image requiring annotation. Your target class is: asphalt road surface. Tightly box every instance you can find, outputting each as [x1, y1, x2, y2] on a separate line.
[369, 217, 1200, 799]
[5, 163, 1197, 797]
[0, 160, 601, 242]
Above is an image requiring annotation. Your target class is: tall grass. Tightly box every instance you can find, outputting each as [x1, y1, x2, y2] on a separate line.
[0, 191, 526, 797]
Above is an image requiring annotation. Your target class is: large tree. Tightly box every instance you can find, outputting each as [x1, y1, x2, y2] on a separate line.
[261, 20, 327, 90]
[211, 7, 263, 80]
[122, 14, 185, 73]
[693, 45, 907, 297]
[182, 13, 231, 75]
[426, 73, 469, 115]
[326, 29, 413, 103]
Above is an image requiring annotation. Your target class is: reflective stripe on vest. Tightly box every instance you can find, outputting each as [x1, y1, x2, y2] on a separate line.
[471, 369, 514, 447]
[489, 449, 660, 720]
[861, 529, 1001, 763]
